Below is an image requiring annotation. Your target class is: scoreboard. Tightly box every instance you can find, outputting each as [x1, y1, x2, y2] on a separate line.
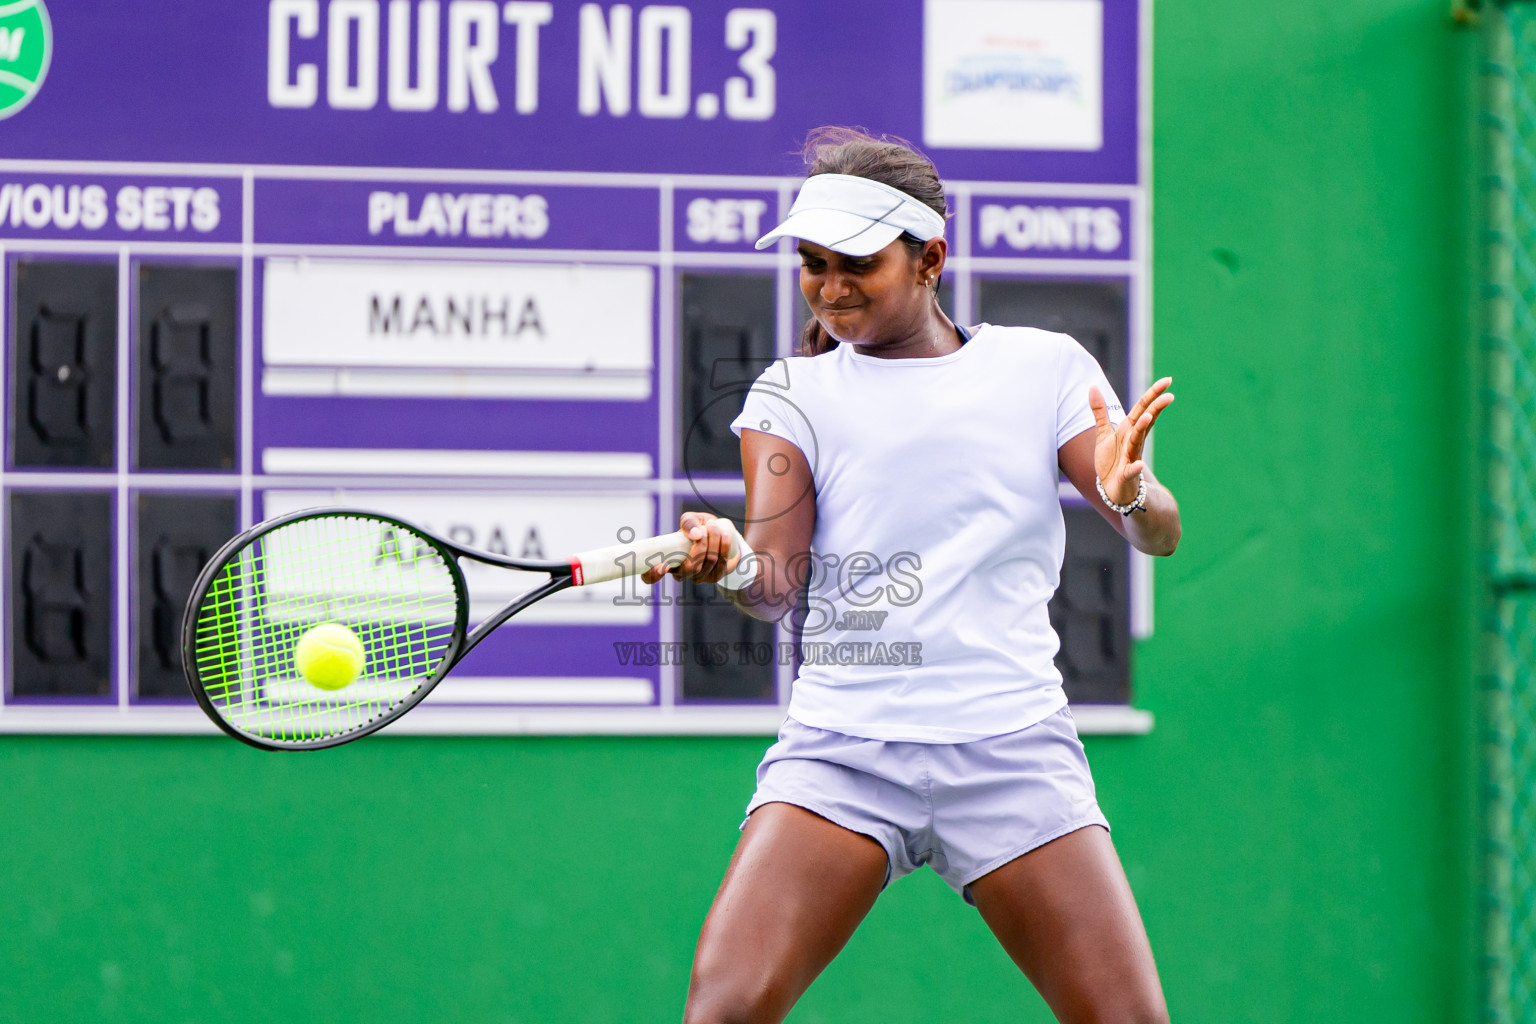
[0, 0, 1152, 736]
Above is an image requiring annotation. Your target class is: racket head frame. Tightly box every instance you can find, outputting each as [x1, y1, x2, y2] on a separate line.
[180, 506, 488, 752]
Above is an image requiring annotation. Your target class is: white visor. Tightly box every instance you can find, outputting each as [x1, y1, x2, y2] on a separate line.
[754, 173, 946, 257]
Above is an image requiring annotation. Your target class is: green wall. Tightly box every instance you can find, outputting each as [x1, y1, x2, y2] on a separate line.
[0, 1, 1481, 1021]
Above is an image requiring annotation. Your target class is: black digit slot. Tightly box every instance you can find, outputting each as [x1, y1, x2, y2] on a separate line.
[1048, 505, 1132, 705]
[975, 277, 1129, 408]
[9, 490, 113, 696]
[135, 493, 237, 698]
[678, 273, 777, 475]
[10, 261, 118, 468]
[135, 264, 237, 470]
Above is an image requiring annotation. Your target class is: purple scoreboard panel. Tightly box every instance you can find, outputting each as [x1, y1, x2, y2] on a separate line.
[0, 0, 1152, 736]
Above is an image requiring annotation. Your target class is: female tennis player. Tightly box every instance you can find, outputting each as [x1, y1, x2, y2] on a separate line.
[644, 128, 1180, 1024]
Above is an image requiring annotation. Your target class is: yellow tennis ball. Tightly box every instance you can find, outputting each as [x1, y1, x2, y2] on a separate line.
[294, 623, 365, 690]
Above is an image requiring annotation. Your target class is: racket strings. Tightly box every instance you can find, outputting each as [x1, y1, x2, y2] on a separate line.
[208, 527, 457, 740]
[190, 515, 462, 744]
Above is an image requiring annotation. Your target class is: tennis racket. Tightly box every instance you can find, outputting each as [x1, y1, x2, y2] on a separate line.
[180, 506, 725, 751]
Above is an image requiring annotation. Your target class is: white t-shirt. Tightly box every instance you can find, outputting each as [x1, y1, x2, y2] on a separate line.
[729, 324, 1124, 742]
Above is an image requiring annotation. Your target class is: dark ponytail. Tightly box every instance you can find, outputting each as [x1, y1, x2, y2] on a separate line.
[795, 127, 950, 356]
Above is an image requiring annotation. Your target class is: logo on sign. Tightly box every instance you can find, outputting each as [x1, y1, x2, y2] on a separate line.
[0, 0, 50, 120]
[943, 51, 1084, 103]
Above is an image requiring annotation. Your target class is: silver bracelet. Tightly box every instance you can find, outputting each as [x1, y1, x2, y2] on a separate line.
[1095, 473, 1148, 516]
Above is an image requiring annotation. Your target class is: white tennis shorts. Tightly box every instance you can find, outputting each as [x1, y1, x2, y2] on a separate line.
[744, 705, 1109, 904]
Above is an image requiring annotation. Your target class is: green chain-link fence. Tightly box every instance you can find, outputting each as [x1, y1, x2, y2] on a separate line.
[1484, 6, 1536, 1020]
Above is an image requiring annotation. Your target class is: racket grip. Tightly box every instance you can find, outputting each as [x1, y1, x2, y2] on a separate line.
[568, 529, 691, 586]
[569, 523, 755, 588]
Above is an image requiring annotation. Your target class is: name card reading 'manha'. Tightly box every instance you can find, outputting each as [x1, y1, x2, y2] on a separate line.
[262, 258, 655, 400]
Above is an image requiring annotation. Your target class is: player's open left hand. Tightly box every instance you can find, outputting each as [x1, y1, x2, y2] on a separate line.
[1091, 376, 1174, 505]
[641, 511, 743, 586]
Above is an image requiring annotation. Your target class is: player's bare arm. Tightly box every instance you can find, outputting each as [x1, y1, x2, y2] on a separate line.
[1058, 376, 1181, 557]
[642, 428, 816, 624]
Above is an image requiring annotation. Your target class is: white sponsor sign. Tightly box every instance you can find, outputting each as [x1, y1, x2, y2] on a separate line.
[262, 490, 660, 625]
[923, 0, 1103, 151]
[262, 257, 654, 373]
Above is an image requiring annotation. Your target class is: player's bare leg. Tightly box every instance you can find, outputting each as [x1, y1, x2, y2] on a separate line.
[682, 802, 889, 1024]
[967, 825, 1169, 1024]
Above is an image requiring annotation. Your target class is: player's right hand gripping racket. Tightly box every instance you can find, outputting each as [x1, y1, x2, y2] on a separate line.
[180, 507, 717, 751]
